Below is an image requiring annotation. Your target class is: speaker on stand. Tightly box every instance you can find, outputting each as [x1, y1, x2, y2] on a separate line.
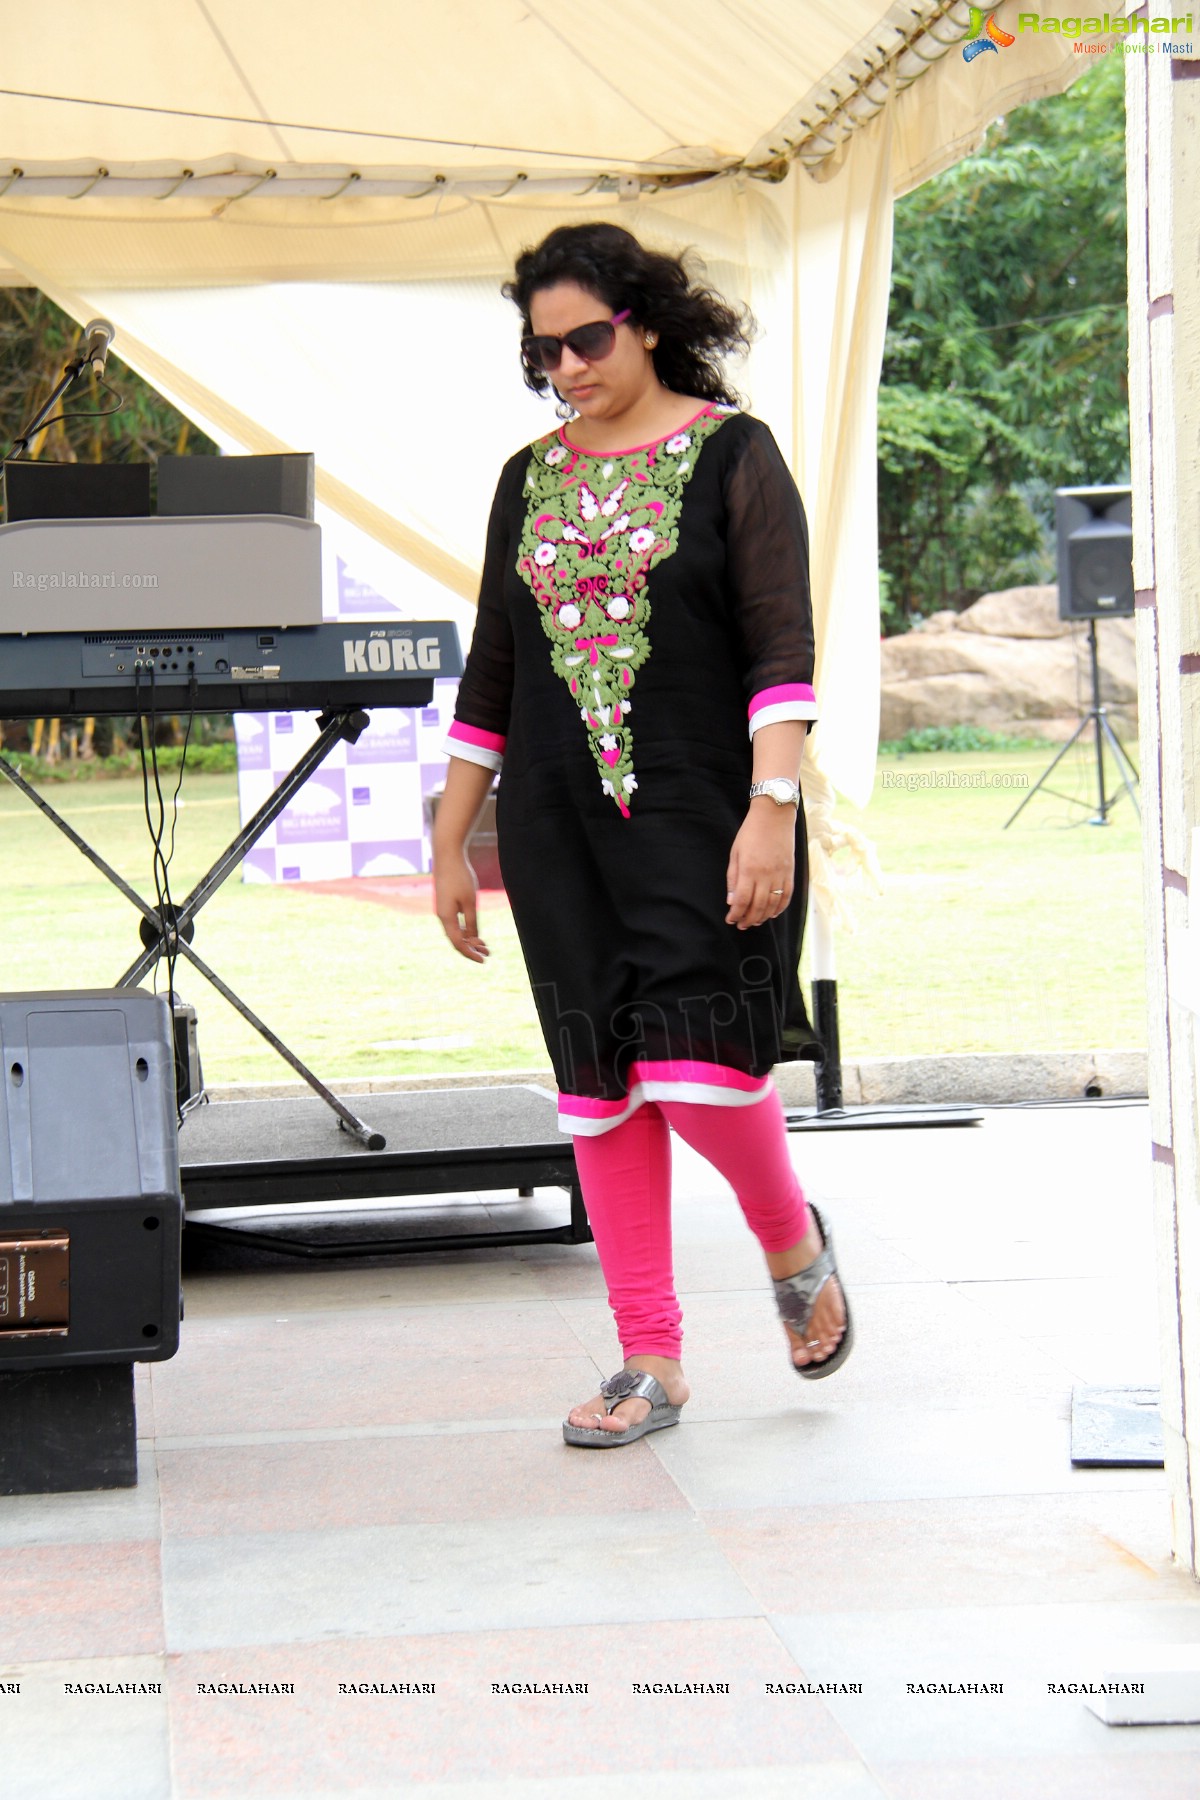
[1005, 484, 1140, 828]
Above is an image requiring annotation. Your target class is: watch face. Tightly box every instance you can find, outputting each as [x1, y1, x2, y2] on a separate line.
[766, 779, 796, 802]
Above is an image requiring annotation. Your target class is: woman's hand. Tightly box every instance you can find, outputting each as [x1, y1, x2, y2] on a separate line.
[725, 803, 796, 929]
[432, 756, 497, 963]
[434, 848, 491, 963]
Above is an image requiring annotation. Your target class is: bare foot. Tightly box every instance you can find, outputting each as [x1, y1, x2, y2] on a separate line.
[566, 1356, 690, 1434]
[766, 1211, 847, 1369]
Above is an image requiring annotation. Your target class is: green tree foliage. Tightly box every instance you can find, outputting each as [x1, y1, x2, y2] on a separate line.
[0, 288, 217, 477]
[879, 51, 1129, 631]
[0, 289, 221, 754]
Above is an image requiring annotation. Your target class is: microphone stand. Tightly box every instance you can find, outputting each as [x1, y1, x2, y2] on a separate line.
[6, 346, 94, 462]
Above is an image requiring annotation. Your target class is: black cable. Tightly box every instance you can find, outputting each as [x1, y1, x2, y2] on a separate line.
[134, 663, 167, 935]
[135, 662, 184, 1123]
[147, 672, 177, 1044]
[14, 398, 126, 435]
[162, 673, 199, 1125]
[167, 684, 196, 874]
[4, 373, 126, 462]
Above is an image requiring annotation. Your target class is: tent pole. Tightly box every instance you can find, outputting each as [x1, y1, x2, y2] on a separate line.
[810, 902, 843, 1114]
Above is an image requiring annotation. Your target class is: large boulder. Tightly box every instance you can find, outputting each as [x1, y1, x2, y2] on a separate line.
[880, 585, 1137, 742]
[955, 584, 1074, 639]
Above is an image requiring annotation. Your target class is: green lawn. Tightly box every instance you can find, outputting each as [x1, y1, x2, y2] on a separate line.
[805, 746, 1147, 1059]
[0, 746, 1146, 1084]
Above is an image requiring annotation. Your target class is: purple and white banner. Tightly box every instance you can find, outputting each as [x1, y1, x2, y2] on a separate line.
[236, 555, 460, 884]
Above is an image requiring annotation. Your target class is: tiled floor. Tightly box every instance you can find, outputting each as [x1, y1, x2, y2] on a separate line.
[3, 1099, 1200, 1799]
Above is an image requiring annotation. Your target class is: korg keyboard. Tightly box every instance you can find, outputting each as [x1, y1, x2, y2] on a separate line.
[0, 620, 463, 717]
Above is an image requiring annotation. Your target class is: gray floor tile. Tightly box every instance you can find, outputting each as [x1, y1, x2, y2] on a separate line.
[162, 1513, 756, 1650]
[386, 1767, 888, 1800]
[871, 1749, 1200, 1800]
[1023, 1334, 1164, 1388]
[948, 1276, 1159, 1344]
[653, 1405, 1168, 1509]
[707, 1489, 1192, 1615]
[0, 1439, 161, 1547]
[182, 1250, 544, 1318]
[556, 1280, 1080, 1418]
[0, 1655, 170, 1800]
[769, 1601, 1200, 1764]
[669, 1195, 930, 1288]
[3, 1099, 1176, 1800]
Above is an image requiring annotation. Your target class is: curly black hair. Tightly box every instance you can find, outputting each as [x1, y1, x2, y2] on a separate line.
[503, 222, 753, 407]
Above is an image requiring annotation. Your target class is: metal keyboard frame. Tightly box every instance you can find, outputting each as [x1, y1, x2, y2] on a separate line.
[0, 704, 398, 1149]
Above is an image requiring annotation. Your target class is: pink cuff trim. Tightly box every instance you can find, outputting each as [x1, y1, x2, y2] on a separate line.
[448, 721, 507, 754]
[749, 683, 815, 721]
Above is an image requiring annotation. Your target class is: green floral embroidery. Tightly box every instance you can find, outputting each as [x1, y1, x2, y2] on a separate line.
[516, 406, 732, 816]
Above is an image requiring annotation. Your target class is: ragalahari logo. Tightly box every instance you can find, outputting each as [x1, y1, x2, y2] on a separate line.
[962, 8, 1017, 58]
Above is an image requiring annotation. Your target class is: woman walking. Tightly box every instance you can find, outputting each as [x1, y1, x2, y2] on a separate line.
[432, 222, 851, 1446]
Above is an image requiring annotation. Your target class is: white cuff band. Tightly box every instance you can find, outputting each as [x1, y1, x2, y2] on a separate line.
[442, 738, 503, 773]
[748, 700, 819, 737]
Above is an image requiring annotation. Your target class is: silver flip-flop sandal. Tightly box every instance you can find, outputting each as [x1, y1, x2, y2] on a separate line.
[772, 1201, 855, 1380]
[562, 1369, 683, 1448]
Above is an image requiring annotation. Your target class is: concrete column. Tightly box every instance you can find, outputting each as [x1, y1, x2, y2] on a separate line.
[1126, 47, 1200, 1573]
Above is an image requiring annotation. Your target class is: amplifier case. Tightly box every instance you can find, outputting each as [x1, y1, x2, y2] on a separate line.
[0, 989, 182, 1371]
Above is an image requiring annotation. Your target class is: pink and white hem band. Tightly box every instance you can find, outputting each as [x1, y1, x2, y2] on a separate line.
[557, 1060, 775, 1136]
[445, 721, 506, 772]
[748, 683, 817, 737]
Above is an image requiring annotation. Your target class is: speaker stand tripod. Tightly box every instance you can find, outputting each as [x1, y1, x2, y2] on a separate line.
[1004, 617, 1139, 829]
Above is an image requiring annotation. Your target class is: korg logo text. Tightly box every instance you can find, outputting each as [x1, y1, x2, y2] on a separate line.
[342, 637, 442, 674]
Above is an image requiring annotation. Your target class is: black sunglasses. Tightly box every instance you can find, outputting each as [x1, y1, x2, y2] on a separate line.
[521, 308, 632, 374]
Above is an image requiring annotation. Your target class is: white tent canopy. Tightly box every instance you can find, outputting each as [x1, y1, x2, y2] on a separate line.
[0, 0, 1103, 809]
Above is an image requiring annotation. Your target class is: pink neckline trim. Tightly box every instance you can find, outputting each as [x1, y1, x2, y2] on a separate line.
[558, 403, 720, 459]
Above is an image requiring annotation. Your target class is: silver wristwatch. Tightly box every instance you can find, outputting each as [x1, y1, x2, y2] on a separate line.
[749, 778, 801, 806]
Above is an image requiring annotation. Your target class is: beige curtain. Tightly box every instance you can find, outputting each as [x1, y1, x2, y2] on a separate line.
[0, 6, 1099, 851]
[0, 146, 891, 811]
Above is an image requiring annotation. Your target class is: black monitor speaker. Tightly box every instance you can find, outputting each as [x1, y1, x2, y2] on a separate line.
[157, 452, 314, 520]
[0, 989, 182, 1374]
[3, 460, 151, 523]
[1055, 485, 1134, 621]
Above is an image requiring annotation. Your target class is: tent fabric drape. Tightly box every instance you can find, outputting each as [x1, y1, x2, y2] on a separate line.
[0, 125, 895, 808]
[0, 1, 1102, 222]
[0, 3, 1101, 832]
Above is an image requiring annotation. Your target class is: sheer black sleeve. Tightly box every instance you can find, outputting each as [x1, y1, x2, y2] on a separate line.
[723, 419, 817, 735]
[445, 459, 519, 771]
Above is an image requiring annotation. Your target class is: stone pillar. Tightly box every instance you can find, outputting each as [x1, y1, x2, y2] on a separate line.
[1126, 47, 1200, 1573]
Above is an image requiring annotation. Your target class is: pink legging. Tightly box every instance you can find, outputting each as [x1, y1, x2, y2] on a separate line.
[570, 1085, 810, 1360]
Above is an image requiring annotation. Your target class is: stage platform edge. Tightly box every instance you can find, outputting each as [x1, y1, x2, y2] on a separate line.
[178, 1083, 590, 1257]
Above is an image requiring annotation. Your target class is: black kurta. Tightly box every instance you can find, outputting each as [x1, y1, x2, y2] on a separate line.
[448, 405, 820, 1133]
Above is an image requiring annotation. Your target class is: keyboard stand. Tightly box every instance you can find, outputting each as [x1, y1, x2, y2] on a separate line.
[0, 705, 387, 1150]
